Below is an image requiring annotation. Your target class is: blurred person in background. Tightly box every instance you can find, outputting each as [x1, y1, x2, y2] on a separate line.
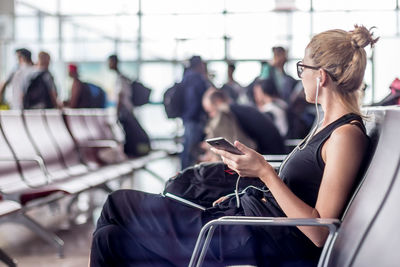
[246, 47, 297, 106]
[66, 63, 92, 108]
[372, 78, 400, 106]
[220, 61, 248, 104]
[108, 54, 150, 157]
[29, 51, 60, 108]
[253, 78, 288, 137]
[199, 87, 256, 162]
[180, 55, 209, 169]
[0, 48, 35, 109]
[268, 46, 298, 104]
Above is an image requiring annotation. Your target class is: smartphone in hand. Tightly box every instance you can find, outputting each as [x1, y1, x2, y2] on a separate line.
[205, 137, 244, 155]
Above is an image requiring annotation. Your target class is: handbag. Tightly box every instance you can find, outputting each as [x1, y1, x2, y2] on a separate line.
[163, 162, 264, 207]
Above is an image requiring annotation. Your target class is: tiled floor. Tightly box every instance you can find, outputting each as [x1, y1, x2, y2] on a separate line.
[0, 156, 180, 267]
[4, 222, 93, 267]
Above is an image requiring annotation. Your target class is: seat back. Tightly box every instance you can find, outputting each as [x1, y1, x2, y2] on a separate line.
[63, 108, 93, 144]
[43, 109, 88, 173]
[0, 119, 26, 193]
[338, 108, 386, 221]
[0, 110, 48, 187]
[23, 110, 67, 175]
[81, 109, 111, 140]
[99, 109, 122, 141]
[103, 109, 125, 143]
[327, 108, 400, 266]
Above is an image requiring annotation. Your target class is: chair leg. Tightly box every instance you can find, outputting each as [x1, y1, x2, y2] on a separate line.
[66, 194, 80, 217]
[14, 213, 64, 258]
[98, 183, 113, 193]
[0, 248, 17, 267]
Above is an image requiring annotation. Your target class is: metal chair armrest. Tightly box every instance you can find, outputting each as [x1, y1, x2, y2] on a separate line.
[79, 140, 119, 149]
[284, 139, 302, 147]
[263, 154, 287, 162]
[0, 156, 52, 187]
[189, 216, 341, 267]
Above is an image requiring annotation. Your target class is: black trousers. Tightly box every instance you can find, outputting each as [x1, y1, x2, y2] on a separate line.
[90, 190, 257, 267]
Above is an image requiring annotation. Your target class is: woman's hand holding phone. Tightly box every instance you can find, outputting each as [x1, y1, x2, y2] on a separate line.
[209, 139, 274, 179]
[205, 137, 244, 155]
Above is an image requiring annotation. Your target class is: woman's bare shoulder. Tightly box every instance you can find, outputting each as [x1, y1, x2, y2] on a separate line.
[329, 122, 368, 151]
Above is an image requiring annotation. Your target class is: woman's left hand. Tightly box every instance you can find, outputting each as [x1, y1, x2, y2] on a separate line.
[211, 140, 274, 179]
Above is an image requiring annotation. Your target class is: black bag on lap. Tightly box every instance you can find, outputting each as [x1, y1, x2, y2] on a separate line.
[163, 162, 264, 207]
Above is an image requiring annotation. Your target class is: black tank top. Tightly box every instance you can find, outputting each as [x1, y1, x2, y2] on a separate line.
[279, 113, 367, 207]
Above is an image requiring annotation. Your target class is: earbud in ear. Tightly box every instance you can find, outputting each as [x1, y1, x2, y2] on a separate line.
[316, 77, 321, 83]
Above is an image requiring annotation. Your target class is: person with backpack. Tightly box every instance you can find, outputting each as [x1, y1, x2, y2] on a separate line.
[66, 64, 93, 108]
[65, 63, 107, 109]
[23, 51, 60, 109]
[107, 54, 150, 157]
[180, 55, 209, 169]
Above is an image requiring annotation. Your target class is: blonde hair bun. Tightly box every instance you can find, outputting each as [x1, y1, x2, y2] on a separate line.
[350, 25, 379, 49]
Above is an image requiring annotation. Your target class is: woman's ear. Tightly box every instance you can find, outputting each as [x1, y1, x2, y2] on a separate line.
[319, 69, 329, 86]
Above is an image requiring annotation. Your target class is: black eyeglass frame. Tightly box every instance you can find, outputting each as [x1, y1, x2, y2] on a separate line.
[296, 61, 319, 78]
[296, 61, 337, 81]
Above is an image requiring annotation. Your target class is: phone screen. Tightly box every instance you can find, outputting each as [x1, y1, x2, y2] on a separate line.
[205, 137, 244, 155]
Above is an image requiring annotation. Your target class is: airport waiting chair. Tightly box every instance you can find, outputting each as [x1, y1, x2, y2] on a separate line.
[0, 194, 20, 267]
[190, 107, 400, 267]
[63, 108, 168, 183]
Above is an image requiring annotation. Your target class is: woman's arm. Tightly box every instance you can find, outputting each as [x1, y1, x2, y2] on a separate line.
[211, 124, 367, 247]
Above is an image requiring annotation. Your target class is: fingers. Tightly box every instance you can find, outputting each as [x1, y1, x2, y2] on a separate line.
[221, 155, 238, 170]
[234, 140, 255, 155]
[212, 196, 228, 206]
[234, 140, 247, 152]
[210, 147, 234, 159]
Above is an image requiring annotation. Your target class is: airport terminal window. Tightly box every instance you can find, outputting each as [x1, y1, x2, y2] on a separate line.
[60, 0, 139, 15]
[225, 0, 275, 13]
[313, 0, 396, 11]
[3, 0, 400, 110]
[141, 0, 224, 14]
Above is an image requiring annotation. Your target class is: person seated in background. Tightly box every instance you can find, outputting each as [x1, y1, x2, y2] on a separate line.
[0, 48, 35, 109]
[65, 64, 92, 108]
[229, 100, 286, 155]
[253, 78, 288, 137]
[199, 87, 257, 162]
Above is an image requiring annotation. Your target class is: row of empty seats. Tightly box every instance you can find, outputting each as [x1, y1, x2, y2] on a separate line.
[0, 108, 168, 265]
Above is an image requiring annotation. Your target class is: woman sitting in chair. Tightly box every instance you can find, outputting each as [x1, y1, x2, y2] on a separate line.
[90, 25, 378, 266]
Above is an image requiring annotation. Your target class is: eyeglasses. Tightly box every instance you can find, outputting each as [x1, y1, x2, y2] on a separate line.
[296, 61, 319, 79]
[296, 61, 337, 81]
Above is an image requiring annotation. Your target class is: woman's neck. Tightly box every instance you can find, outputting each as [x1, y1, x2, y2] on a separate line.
[320, 90, 353, 127]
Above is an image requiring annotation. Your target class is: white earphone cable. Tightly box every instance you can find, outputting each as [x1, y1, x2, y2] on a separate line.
[235, 78, 322, 208]
[278, 77, 322, 174]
